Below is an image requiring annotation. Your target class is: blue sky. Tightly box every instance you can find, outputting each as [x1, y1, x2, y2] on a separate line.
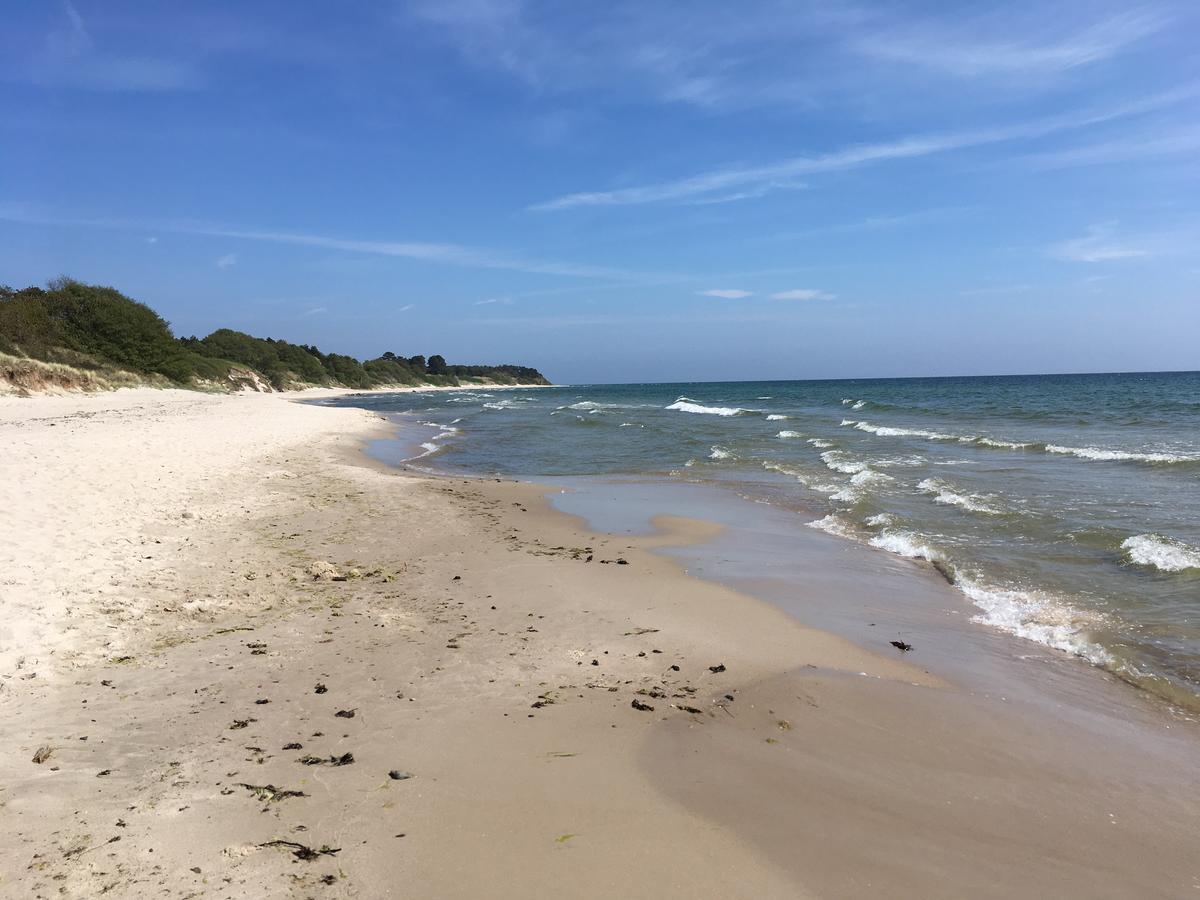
[2, 1, 1198, 383]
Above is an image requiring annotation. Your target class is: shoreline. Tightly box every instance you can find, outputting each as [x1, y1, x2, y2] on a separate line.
[2, 390, 1198, 897]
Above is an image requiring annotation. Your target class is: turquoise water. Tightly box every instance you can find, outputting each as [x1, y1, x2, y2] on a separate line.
[318, 372, 1200, 710]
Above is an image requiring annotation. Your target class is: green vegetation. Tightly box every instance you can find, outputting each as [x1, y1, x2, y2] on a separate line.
[0, 279, 550, 392]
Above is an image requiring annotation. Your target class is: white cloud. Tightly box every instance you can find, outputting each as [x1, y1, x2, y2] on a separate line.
[299, 306, 327, 317]
[700, 289, 753, 299]
[855, 10, 1164, 77]
[399, 304, 415, 311]
[1047, 223, 1151, 263]
[145, 236, 159, 244]
[530, 88, 1195, 211]
[475, 297, 514, 305]
[215, 253, 237, 268]
[770, 289, 834, 301]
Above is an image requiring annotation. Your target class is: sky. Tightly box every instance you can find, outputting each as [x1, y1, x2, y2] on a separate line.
[2, 0, 1198, 384]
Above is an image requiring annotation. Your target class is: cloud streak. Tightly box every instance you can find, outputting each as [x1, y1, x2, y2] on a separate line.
[855, 10, 1164, 77]
[699, 289, 753, 299]
[771, 289, 834, 301]
[1047, 223, 1151, 263]
[0, 207, 635, 280]
[531, 88, 1196, 211]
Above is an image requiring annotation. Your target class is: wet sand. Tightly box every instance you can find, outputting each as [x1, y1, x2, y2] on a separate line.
[1, 390, 1197, 898]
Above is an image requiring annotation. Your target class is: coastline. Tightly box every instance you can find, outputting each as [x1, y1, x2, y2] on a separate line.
[2, 390, 1198, 897]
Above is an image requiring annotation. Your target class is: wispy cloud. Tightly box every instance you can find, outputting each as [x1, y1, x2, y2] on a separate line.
[699, 289, 753, 299]
[215, 252, 237, 268]
[299, 306, 327, 317]
[1047, 223, 1151, 263]
[0, 206, 637, 281]
[474, 297, 514, 305]
[770, 288, 834, 301]
[855, 10, 1164, 77]
[399, 304, 415, 312]
[29, 2, 199, 91]
[1020, 124, 1200, 169]
[531, 88, 1194, 211]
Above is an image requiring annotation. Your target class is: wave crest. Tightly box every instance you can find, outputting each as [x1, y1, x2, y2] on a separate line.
[1121, 534, 1200, 572]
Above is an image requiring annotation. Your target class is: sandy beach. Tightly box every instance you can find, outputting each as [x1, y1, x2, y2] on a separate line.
[2, 388, 1198, 899]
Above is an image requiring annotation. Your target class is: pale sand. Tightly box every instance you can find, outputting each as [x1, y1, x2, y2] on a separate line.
[1, 389, 1197, 897]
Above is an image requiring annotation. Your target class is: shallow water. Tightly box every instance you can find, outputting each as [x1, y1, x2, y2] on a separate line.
[318, 372, 1200, 710]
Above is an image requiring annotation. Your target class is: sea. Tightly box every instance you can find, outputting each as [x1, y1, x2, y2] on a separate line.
[316, 372, 1200, 712]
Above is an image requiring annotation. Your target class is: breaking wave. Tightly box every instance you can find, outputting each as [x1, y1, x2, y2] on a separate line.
[1122, 534, 1200, 572]
[666, 399, 756, 417]
[917, 478, 1003, 515]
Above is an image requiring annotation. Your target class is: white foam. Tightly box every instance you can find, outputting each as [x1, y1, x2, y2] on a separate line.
[1121, 534, 1200, 572]
[618, 422, 643, 428]
[820, 450, 869, 474]
[974, 436, 1030, 450]
[762, 461, 839, 494]
[709, 446, 734, 460]
[868, 529, 942, 561]
[766, 414, 789, 421]
[865, 513, 894, 527]
[807, 438, 833, 449]
[776, 430, 802, 438]
[851, 420, 959, 440]
[666, 400, 752, 417]
[483, 400, 520, 410]
[1045, 444, 1196, 464]
[808, 514, 855, 538]
[917, 478, 1002, 515]
[957, 577, 1113, 665]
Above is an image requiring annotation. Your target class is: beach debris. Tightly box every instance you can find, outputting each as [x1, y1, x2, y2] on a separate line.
[624, 627, 659, 636]
[669, 664, 680, 671]
[674, 704, 704, 715]
[708, 664, 726, 673]
[388, 770, 413, 780]
[631, 699, 654, 712]
[283, 742, 303, 750]
[306, 561, 342, 581]
[246, 642, 267, 655]
[590, 659, 599, 666]
[229, 718, 257, 730]
[258, 840, 340, 861]
[254, 698, 270, 705]
[320, 875, 337, 885]
[236, 783, 307, 804]
[334, 709, 356, 719]
[32, 746, 53, 764]
[777, 720, 792, 731]
[890, 641, 914, 653]
[616, 559, 629, 565]
[314, 683, 328, 694]
[298, 752, 355, 767]
[555, 833, 576, 844]
[97, 769, 112, 777]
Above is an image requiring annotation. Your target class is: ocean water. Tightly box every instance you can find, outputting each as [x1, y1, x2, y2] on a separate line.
[318, 372, 1200, 711]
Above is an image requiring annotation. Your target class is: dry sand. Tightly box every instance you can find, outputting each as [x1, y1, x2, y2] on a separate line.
[1, 388, 1197, 898]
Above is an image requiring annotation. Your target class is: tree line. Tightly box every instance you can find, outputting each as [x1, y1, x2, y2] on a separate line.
[0, 279, 549, 390]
